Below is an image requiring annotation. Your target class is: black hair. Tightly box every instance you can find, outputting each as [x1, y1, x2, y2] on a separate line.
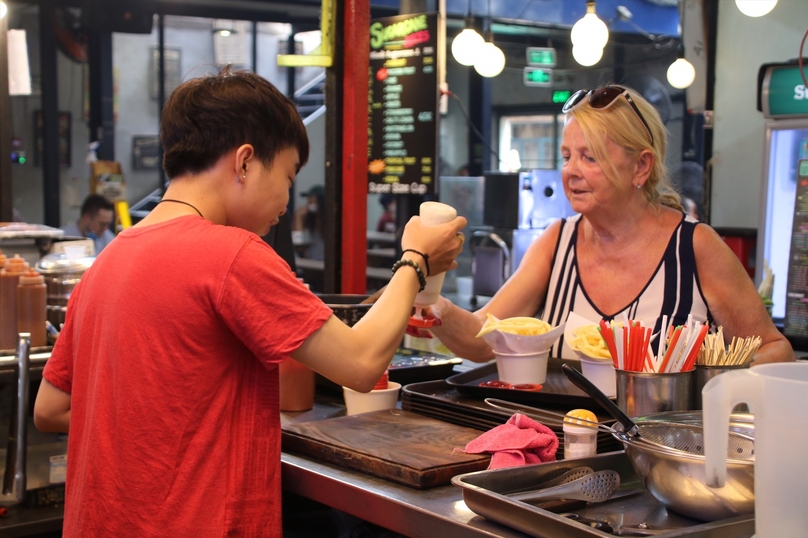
[81, 194, 114, 217]
[161, 66, 309, 179]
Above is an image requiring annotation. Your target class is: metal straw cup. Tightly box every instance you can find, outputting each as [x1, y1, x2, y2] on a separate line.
[616, 369, 695, 418]
[694, 363, 750, 410]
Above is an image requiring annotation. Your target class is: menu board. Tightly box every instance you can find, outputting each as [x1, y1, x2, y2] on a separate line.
[367, 12, 439, 196]
[784, 159, 808, 337]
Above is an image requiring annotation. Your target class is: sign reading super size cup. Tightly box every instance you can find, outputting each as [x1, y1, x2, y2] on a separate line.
[367, 12, 439, 196]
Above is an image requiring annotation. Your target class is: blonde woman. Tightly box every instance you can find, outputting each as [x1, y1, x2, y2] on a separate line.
[429, 85, 793, 365]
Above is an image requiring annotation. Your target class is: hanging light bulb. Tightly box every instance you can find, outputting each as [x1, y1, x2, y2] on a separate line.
[667, 57, 696, 89]
[571, 0, 609, 51]
[452, 25, 485, 66]
[474, 41, 505, 77]
[0, 2, 7, 19]
[471, 0, 505, 78]
[572, 45, 603, 67]
[452, 1, 484, 67]
[735, 0, 778, 17]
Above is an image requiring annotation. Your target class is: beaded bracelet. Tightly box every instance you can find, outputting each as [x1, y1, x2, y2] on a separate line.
[391, 259, 427, 292]
[401, 249, 430, 276]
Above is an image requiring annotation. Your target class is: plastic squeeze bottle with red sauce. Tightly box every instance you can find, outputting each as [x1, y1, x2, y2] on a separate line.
[17, 269, 47, 347]
[0, 255, 30, 350]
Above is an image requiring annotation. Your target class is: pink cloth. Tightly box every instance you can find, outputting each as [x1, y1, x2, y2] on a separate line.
[463, 413, 559, 470]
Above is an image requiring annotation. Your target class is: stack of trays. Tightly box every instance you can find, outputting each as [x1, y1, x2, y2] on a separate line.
[401, 379, 623, 455]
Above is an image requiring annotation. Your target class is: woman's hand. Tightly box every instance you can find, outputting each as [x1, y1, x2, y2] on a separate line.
[400, 215, 467, 275]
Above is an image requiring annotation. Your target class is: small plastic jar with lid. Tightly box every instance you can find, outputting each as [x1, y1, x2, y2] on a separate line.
[563, 409, 598, 460]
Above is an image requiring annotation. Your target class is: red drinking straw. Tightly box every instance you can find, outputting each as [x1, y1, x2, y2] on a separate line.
[599, 319, 619, 368]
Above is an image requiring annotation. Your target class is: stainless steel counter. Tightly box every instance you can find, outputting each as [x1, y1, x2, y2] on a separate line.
[280, 397, 527, 538]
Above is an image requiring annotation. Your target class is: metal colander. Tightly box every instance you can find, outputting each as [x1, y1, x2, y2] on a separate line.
[624, 421, 755, 461]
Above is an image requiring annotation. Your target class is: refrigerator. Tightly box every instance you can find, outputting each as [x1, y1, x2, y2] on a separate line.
[756, 61, 808, 340]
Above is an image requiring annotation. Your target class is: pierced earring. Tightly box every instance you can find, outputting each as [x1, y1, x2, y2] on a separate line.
[242, 174, 246, 179]
[635, 184, 642, 189]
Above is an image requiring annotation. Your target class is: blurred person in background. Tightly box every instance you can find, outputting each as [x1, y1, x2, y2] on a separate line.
[376, 193, 397, 234]
[61, 194, 115, 255]
[293, 184, 325, 260]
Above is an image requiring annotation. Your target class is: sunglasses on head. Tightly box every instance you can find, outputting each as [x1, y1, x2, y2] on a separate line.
[562, 86, 655, 147]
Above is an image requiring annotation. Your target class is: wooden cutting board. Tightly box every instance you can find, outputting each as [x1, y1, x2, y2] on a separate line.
[282, 409, 491, 488]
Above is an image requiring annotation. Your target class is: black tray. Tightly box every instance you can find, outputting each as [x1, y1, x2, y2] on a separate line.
[445, 358, 614, 413]
[316, 347, 461, 393]
[401, 379, 622, 454]
[387, 347, 463, 386]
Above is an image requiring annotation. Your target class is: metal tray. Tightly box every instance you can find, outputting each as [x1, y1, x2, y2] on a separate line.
[453, 452, 755, 537]
[445, 359, 615, 413]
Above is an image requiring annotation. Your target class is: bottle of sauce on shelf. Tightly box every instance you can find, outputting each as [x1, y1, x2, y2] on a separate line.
[17, 269, 47, 348]
[0, 255, 30, 350]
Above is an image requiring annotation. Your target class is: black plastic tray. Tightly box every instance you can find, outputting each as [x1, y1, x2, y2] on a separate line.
[387, 347, 463, 386]
[316, 348, 461, 392]
[445, 358, 615, 413]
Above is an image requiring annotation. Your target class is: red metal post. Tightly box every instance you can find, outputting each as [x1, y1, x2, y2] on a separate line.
[340, 0, 370, 293]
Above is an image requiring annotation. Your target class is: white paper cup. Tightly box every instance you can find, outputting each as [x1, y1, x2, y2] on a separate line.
[343, 382, 401, 415]
[494, 349, 550, 384]
[578, 355, 617, 398]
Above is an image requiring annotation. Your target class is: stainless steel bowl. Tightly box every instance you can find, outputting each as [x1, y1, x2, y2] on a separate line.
[623, 412, 755, 522]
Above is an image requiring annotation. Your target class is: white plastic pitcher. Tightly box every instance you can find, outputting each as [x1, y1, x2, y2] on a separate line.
[702, 363, 808, 537]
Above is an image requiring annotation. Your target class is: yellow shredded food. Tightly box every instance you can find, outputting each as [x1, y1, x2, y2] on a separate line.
[568, 324, 611, 359]
[476, 313, 552, 337]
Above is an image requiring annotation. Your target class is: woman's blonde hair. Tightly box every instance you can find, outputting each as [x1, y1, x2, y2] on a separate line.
[567, 85, 682, 211]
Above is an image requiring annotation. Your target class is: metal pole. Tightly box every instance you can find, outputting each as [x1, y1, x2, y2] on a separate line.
[339, 0, 370, 294]
[1, 333, 30, 502]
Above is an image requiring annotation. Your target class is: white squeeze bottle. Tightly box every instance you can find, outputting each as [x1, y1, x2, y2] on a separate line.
[413, 202, 457, 307]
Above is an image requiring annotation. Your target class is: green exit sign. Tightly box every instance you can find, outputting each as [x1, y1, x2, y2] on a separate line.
[523, 67, 553, 88]
[526, 47, 556, 67]
[552, 90, 572, 103]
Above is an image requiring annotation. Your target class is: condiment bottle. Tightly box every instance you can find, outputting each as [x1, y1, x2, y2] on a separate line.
[17, 269, 47, 348]
[413, 202, 457, 307]
[278, 358, 315, 412]
[563, 409, 598, 460]
[0, 255, 30, 350]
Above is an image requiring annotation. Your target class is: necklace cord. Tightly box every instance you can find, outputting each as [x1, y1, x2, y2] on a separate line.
[158, 199, 204, 219]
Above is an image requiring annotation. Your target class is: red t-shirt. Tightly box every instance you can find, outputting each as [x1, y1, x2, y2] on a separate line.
[43, 216, 332, 537]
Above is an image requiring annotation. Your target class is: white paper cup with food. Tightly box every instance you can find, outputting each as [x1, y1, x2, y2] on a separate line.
[476, 314, 563, 384]
[494, 349, 551, 384]
[476, 314, 565, 354]
[343, 382, 401, 415]
[566, 314, 617, 397]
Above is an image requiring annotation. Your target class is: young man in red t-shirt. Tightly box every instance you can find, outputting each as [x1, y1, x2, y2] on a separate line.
[34, 67, 466, 537]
